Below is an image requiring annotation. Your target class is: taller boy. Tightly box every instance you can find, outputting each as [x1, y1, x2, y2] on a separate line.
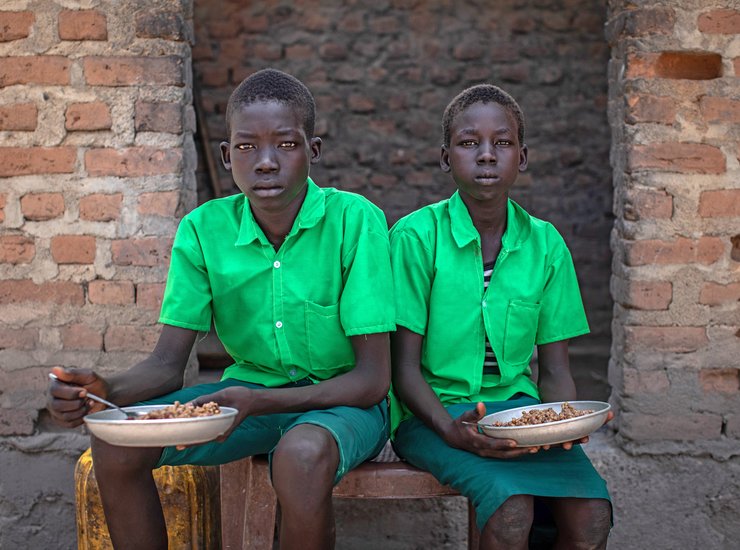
[47, 69, 395, 550]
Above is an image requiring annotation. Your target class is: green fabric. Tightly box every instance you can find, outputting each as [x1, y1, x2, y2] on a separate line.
[149, 379, 389, 483]
[159, 178, 396, 387]
[388, 193, 589, 434]
[393, 398, 611, 531]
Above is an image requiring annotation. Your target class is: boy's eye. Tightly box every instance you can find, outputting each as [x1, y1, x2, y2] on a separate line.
[496, 140, 513, 147]
[459, 140, 477, 147]
[235, 143, 254, 151]
[279, 141, 297, 149]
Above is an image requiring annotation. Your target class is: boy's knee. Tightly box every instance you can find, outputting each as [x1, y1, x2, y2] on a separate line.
[576, 499, 612, 547]
[272, 425, 339, 481]
[484, 494, 534, 546]
[91, 437, 160, 476]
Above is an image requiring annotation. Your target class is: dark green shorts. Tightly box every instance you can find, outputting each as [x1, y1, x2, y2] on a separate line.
[393, 397, 611, 531]
[141, 379, 389, 484]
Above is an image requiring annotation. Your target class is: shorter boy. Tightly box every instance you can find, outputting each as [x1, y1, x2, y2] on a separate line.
[390, 84, 612, 549]
[48, 69, 395, 550]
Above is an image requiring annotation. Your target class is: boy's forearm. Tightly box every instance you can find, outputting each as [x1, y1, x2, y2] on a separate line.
[536, 340, 577, 402]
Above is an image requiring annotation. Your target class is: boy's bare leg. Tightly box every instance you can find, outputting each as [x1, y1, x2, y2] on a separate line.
[271, 424, 340, 550]
[90, 437, 167, 550]
[548, 497, 611, 550]
[479, 494, 534, 550]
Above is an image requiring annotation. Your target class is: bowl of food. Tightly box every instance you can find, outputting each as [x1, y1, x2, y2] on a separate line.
[84, 401, 238, 447]
[475, 401, 610, 447]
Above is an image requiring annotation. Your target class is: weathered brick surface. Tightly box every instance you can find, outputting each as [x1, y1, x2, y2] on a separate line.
[88, 280, 135, 305]
[65, 102, 112, 131]
[20, 193, 65, 221]
[83, 56, 183, 86]
[699, 368, 739, 394]
[0, 56, 71, 86]
[625, 94, 676, 124]
[620, 280, 672, 310]
[0, 194, 6, 223]
[698, 9, 740, 34]
[700, 97, 740, 124]
[134, 102, 182, 133]
[625, 237, 724, 266]
[0, 235, 35, 264]
[0, 148, 76, 176]
[623, 188, 673, 220]
[0, 327, 37, 350]
[0, 280, 84, 305]
[629, 143, 726, 174]
[136, 283, 165, 309]
[625, 51, 723, 80]
[624, 326, 708, 353]
[58, 9, 107, 41]
[699, 282, 740, 306]
[60, 324, 103, 350]
[0, 408, 36, 436]
[111, 238, 172, 266]
[85, 147, 182, 177]
[0, 11, 34, 42]
[137, 191, 179, 216]
[620, 412, 723, 441]
[79, 193, 122, 221]
[623, 368, 670, 394]
[104, 325, 160, 351]
[135, 11, 188, 41]
[698, 190, 740, 218]
[50, 235, 96, 264]
[0, 103, 37, 130]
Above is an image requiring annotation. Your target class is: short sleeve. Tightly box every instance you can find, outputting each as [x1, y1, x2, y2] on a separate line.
[535, 247, 590, 344]
[389, 228, 433, 336]
[158, 218, 213, 332]
[338, 205, 396, 336]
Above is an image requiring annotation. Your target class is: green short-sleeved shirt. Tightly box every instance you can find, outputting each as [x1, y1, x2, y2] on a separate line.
[159, 178, 396, 387]
[389, 192, 589, 433]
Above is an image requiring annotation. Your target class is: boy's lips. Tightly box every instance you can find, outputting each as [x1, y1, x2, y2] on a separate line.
[475, 174, 499, 183]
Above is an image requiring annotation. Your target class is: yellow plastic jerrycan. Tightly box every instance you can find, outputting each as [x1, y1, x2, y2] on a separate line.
[75, 449, 220, 549]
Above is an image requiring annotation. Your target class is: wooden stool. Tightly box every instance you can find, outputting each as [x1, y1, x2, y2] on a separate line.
[220, 456, 480, 549]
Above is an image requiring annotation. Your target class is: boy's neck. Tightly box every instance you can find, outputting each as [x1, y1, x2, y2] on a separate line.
[250, 187, 308, 251]
[460, 192, 508, 235]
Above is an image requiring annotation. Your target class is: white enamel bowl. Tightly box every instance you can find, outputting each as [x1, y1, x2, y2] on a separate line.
[476, 401, 611, 447]
[84, 405, 238, 447]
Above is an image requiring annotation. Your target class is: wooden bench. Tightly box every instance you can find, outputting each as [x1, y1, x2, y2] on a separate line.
[220, 456, 480, 549]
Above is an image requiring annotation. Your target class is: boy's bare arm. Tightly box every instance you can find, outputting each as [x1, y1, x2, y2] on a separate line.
[392, 326, 534, 458]
[536, 340, 577, 403]
[191, 332, 391, 423]
[47, 325, 197, 427]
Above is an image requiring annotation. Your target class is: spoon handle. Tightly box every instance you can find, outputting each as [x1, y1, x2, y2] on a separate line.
[48, 372, 134, 417]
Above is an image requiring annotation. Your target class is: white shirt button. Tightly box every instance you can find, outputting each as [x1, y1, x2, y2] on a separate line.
[275, 321, 283, 328]
[289, 369, 296, 376]
[482, 301, 487, 308]
[273, 261, 281, 268]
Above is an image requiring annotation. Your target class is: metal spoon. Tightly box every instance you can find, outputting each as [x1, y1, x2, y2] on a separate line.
[48, 372, 144, 419]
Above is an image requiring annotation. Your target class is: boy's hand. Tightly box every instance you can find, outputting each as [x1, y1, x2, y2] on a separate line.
[543, 409, 615, 451]
[47, 366, 110, 428]
[184, 386, 255, 447]
[444, 402, 542, 459]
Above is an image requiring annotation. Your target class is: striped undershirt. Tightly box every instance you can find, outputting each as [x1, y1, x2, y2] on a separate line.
[482, 260, 500, 375]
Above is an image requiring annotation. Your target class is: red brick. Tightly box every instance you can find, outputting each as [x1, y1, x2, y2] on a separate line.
[0, 11, 34, 42]
[105, 325, 160, 352]
[700, 96, 740, 123]
[622, 280, 672, 310]
[0, 103, 37, 130]
[736, 57, 740, 77]
[700, 368, 739, 393]
[0, 408, 37, 436]
[623, 368, 670, 394]
[699, 282, 740, 306]
[626, 94, 676, 124]
[318, 43, 348, 61]
[50, 235, 96, 264]
[65, 102, 111, 131]
[137, 191, 179, 216]
[88, 280, 135, 305]
[111, 237, 172, 267]
[624, 326, 709, 352]
[698, 190, 740, 217]
[0, 56, 71, 86]
[252, 43, 282, 61]
[625, 237, 724, 266]
[0, 280, 84, 305]
[0, 194, 5, 223]
[58, 9, 107, 41]
[134, 102, 182, 133]
[0, 235, 35, 264]
[347, 95, 376, 113]
[135, 12, 186, 41]
[20, 192, 65, 220]
[136, 283, 165, 309]
[85, 147, 182, 177]
[83, 56, 183, 86]
[620, 412, 722, 441]
[698, 9, 740, 34]
[0, 327, 37, 349]
[626, 52, 723, 80]
[242, 14, 269, 33]
[0, 147, 76, 176]
[79, 193, 122, 222]
[605, 7, 675, 41]
[623, 188, 673, 220]
[205, 19, 242, 38]
[630, 143, 725, 174]
[60, 324, 103, 350]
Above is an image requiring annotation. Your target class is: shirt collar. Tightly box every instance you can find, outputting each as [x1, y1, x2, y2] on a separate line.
[448, 191, 531, 251]
[235, 177, 326, 246]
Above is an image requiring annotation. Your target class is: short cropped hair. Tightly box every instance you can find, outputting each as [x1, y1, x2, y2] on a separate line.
[225, 68, 316, 137]
[442, 84, 525, 147]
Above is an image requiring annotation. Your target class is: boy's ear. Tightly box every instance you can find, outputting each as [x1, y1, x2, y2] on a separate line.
[518, 144, 528, 172]
[219, 141, 232, 171]
[309, 137, 322, 164]
[440, 145, 451, 173]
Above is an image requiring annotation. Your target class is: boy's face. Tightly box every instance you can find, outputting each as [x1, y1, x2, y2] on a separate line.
[441, 101, 527, 203]
[220, 100, 321, 212]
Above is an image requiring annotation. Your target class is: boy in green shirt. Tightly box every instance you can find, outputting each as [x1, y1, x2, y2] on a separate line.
[390, 84, 612, 549]
[47, 69, 395, 550]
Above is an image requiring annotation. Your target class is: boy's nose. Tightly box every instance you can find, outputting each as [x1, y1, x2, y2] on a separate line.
[477, 143, 497, 163]
[254, 150, 278, 172]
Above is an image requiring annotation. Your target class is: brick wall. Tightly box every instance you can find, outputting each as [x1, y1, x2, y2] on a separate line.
[0, 1, 194, 546]
[607, 1, 740, 457]
[192, 0, 614, 399]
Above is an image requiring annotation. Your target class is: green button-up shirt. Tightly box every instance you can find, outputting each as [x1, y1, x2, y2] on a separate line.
[160, 179, 396, 387]
[389, 192, 589, 432]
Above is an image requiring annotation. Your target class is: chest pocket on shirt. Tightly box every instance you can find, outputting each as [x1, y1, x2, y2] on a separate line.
[305, 301, 355, 377]
[503, 300, 541, 366]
